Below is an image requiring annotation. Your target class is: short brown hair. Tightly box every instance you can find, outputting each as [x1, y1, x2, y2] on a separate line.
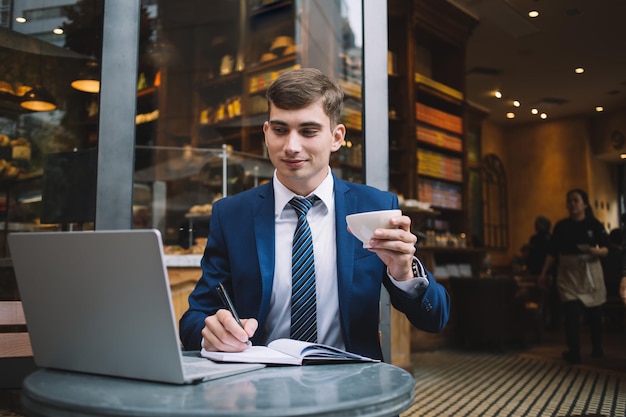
[266, 68, 344, 128]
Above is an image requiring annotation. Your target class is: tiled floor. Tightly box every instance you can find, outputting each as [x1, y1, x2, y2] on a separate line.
[404, 318, 626, 417]
[404, 348, 626, 417]
[413, 304, 626, 375]
[520, 323, 626, 375]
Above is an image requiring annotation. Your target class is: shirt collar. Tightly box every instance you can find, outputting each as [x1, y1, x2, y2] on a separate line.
[273, 167, 334, 217]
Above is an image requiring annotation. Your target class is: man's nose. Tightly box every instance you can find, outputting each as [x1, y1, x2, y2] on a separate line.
[285, 131, 302, 151]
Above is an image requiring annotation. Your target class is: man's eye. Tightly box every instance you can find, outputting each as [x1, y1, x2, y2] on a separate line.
[301, 129, 318, 137]
[273, 127, 288, 134]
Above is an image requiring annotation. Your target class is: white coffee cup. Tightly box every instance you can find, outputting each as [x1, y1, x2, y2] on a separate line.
[346, 209, 402, 248]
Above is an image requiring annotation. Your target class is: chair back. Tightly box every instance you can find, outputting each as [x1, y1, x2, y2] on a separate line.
[0, 301, 32, 358]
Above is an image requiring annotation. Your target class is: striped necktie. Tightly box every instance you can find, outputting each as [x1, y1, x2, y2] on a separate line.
[288, 195, 319, 342]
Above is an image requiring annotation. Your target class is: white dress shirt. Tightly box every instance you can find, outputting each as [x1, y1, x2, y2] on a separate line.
[263, 168, 428, 347]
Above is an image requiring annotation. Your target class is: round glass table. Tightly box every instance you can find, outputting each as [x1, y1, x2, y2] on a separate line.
[21, 362, 415, 417]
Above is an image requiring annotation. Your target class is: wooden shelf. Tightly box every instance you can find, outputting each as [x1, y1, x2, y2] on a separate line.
[414, 73, 463, 102]
[387, 0, 476, 236]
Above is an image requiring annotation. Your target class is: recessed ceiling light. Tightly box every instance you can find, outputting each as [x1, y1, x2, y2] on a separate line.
[620, 153, 626, 160]
[513, 100, 521, 107]
[15, 17, 26, 23]
[531, 108, 538, 115]
[53, 28, 64, 35]
[540, 113, 547, 119]
[494, 91, 502, 99]
[506, 112, 515, 119]
[595, 106, 604, 112]
[528, 10, 539, 18]
[575, 67, 584, 74]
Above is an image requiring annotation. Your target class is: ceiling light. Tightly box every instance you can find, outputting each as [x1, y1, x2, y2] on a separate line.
[506, 112, 515, 119]
[15, 17, 26, 23]
[513, 100, 520, 107]
[71, 60, 100, 93]
[531, 108, 538, 115]
[595, 106, 604, 112]
[575, 67, 584, 74]
[540, 113, 547, 119]
[494, 91, 502, 99]
[528, 10, 539, 18]
[621, 153, 626, 160]
[53, 28, 64, 35]
[20, 86, 57, 111]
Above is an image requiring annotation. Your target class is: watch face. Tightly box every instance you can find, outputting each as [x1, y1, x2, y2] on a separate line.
[611, 130, 625, 149]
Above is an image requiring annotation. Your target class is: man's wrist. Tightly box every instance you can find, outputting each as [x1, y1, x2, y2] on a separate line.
[388, 257, 429, 296]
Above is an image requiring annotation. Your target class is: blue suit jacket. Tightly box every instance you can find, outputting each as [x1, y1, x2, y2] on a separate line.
[179, 175, 450, 360]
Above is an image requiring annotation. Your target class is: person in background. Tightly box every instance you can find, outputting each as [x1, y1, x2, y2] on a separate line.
[601, 228, 624, 330]
[539, 189, 609, 364]
[526, 215, 559, 330]
[511, 244, 530, 274]
[526, 216, 553, 275]
[179, 68, 449, 360]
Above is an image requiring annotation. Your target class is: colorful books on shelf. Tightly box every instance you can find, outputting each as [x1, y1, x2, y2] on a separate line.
[416, 125, 462, 152]
[417, 149, 463, 183]
[418, 178, 462, 210]
[416, 102, 463, 134]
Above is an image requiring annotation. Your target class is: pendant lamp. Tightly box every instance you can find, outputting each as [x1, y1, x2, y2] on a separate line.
[71, 59, 100, 93]
[20, 85, 57, 111]
[21, 38, 58, 112]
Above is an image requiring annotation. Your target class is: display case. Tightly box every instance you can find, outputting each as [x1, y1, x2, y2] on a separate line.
[133, 145, 274, 248]
[187, 0, 363, 161]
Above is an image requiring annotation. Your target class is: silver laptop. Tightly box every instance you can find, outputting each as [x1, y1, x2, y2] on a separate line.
[9, 229, 264, 384]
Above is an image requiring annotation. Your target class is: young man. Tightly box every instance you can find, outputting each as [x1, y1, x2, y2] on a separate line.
[179, 68, 449, 360]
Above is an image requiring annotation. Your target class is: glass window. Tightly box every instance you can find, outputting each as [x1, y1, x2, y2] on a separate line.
[0, 1, 365, 257]
[133, 0, 364, 250]
[0, 0, 104, 257]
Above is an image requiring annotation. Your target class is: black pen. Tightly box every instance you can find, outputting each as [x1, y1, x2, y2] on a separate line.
[216, 282, 251, 345]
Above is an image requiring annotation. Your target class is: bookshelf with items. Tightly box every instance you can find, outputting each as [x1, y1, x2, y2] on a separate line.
[387, 2, 414, 200]
[333, 54, 363, 184]
[389, 1, 484, 272]
[191, 0, 299, 155]
[387, 0, 477, 239]
[414, 79, 465, 234]
[240, 0, 299, 156]
[387, 0, 479, 351]
[190, 0, 366, 167]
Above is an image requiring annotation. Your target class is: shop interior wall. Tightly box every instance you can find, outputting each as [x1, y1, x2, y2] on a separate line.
[481, 115, 621, 269]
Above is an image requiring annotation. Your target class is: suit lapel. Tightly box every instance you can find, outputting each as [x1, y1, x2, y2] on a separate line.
[333, 177, 357, 339]
[253, 183, 275, 322]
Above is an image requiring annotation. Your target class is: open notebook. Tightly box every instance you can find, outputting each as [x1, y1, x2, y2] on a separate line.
[202, 338, 379, 365]
[9, 229, 264, 384]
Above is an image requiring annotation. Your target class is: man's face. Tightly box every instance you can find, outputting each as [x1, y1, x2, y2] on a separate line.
[263, 99, 345, 196]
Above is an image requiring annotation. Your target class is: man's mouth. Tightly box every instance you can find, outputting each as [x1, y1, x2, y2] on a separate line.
[283, 158, 305, 168]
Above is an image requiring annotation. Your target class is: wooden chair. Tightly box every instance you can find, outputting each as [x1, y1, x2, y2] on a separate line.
[0, 301, 36, 389]
[0, 301, 31, 358]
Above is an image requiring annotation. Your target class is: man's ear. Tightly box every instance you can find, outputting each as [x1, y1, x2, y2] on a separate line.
[263, 121, 269, 147]
[331, 124, 346, 151]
